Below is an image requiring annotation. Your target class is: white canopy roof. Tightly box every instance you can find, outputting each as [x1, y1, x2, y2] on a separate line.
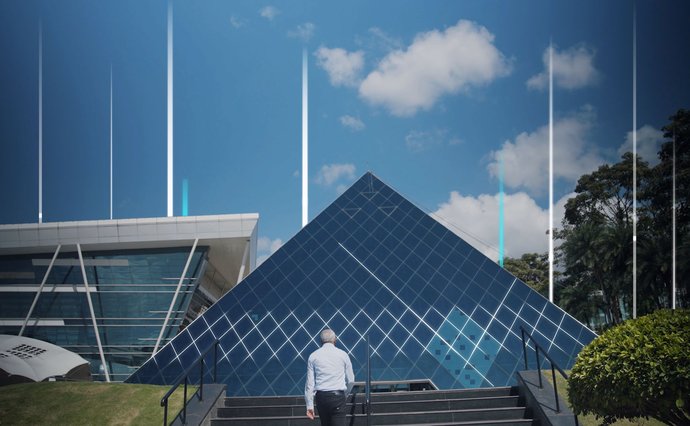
[0, 335, 90, 383]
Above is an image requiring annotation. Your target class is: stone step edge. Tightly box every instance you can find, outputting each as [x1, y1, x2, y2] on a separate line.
[222, 395, 521, 409]
[223, 387, 516, 402]
[211, 406, 527, 422]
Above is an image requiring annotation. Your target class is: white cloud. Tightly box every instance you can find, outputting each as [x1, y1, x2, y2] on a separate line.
[432, 191, 573, 259]
[257, 237, 283, 265]
[405, 129, 449, 152]
[258, 236, 283, 253]
[230, 16, 246, 29]
[315, 47, 365, 88]
[358, 20, 511, 116]
[288, 22, 315, 42]
[259, 6, 279, 21]
[339, 115, 365, 131]
[315, 163, 356, 186]
[527, 44, 601, 90]
[365, 27, 403, 52]
[487, 107, 603, 195]
[619, 125, 664, 166]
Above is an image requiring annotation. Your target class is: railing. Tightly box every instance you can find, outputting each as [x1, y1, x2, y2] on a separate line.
[160, 340, 220, 426]
[364, 334, 372, 426]
[519, 326, 578, 425]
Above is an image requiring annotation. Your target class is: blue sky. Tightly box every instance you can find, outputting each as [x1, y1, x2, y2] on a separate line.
[1, 0, 688, 263]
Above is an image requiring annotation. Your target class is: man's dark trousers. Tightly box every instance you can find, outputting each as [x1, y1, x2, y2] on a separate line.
[315, 390, 346, 426]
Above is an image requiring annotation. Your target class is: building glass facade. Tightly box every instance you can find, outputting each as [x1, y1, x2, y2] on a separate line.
[0, 247, 206, 380]
[0, 214, 258, 381]
[128, 173, 597, 394]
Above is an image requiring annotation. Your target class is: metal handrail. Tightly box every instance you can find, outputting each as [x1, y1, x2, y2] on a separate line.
[519, 326, 577, 425]
[365, 334, 372, 426]
[160, 340, 220, 426]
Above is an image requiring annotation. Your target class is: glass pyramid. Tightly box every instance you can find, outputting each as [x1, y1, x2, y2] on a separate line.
[126, 172, 596, 395]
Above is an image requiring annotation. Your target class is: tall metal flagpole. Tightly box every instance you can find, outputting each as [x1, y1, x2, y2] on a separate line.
[548, 41, 554, 303]
[302, 48, 309, 228]
[167, 0, 174, 217]
[498, 153, 504, 267]
[38, 20, 43, 224]
[632, 3, 637, 318]
[672, 133, 676, 309]
[110, 65, 113, 220]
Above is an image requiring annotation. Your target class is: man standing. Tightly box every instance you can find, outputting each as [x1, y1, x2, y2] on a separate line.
[305, 329, 355, 426]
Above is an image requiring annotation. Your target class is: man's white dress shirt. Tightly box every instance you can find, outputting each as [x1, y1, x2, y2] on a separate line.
[304, 342, 355, 410]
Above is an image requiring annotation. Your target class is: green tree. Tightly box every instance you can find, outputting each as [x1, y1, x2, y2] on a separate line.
[563, 152, 646, 228]
[636, 232, 673, 312]
[503, 253, 549, 297]
[639, 109, 690, 308]
[556, 276, 602, 329]
[559, 153, 648, 326]
[558, 222, 630, 326]
[569, 309, 690, 425]
[555, 108, 690, 326]
[659, 109, 690, 228]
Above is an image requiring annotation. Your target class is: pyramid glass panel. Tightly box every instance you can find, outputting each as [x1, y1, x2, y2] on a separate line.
[126, 173, 596, 395]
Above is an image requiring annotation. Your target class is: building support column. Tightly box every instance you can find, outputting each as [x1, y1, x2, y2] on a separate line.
[236, 239, 250, 284]
[77, 243, 110, 382]
[153, 238, 198, 354]
[19, 244, 61, 336]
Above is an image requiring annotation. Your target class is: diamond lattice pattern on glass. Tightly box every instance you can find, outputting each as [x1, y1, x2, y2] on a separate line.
[126, 172, 596, 395]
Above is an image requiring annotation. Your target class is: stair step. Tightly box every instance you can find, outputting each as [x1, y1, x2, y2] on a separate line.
[363, 388, 517, 403]
[223, 387, 517, 407]
[219, 396, 521, 417]
[211, 407, 529, 426]
[215, 386, 534, 426]
[399, 421, 534, 426]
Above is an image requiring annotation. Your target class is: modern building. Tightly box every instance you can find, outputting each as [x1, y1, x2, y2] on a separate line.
[0, 214, 259, 381]
[127, 173, 597, 395]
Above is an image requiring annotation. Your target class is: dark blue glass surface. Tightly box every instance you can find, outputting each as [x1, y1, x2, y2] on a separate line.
[126, 173, 596, 394]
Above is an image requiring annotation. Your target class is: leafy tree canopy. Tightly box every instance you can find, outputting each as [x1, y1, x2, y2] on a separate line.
[503, 253, 550, 297]
[569, 309, 690, 425]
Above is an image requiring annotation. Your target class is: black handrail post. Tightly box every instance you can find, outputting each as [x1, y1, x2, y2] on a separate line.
[521, 328, 528, 369]
[199, 356, 204, 401]
[551, 365, 560, 412]
[213, 340, 218, 383]
[182, 377, 188, 425]
[366, 334, 371, 426]
[159, 339, 220, 425]
[520, 327, 577, 422]
[535, 347, 543, 388]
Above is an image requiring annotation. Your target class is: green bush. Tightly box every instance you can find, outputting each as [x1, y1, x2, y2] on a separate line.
[569, 309, 690, 425]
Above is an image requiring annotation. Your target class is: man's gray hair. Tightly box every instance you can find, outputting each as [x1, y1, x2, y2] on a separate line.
[320, 329, 336, 344]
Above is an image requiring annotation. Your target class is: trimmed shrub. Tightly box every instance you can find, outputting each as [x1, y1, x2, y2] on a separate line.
[569, 309, 690, 425]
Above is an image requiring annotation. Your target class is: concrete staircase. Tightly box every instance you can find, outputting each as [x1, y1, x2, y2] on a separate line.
[210, 387, 534, 425]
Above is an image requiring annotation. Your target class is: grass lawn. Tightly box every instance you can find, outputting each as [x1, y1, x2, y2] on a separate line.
[0, 381, 194, 426]
[547, 373, 665, 426]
